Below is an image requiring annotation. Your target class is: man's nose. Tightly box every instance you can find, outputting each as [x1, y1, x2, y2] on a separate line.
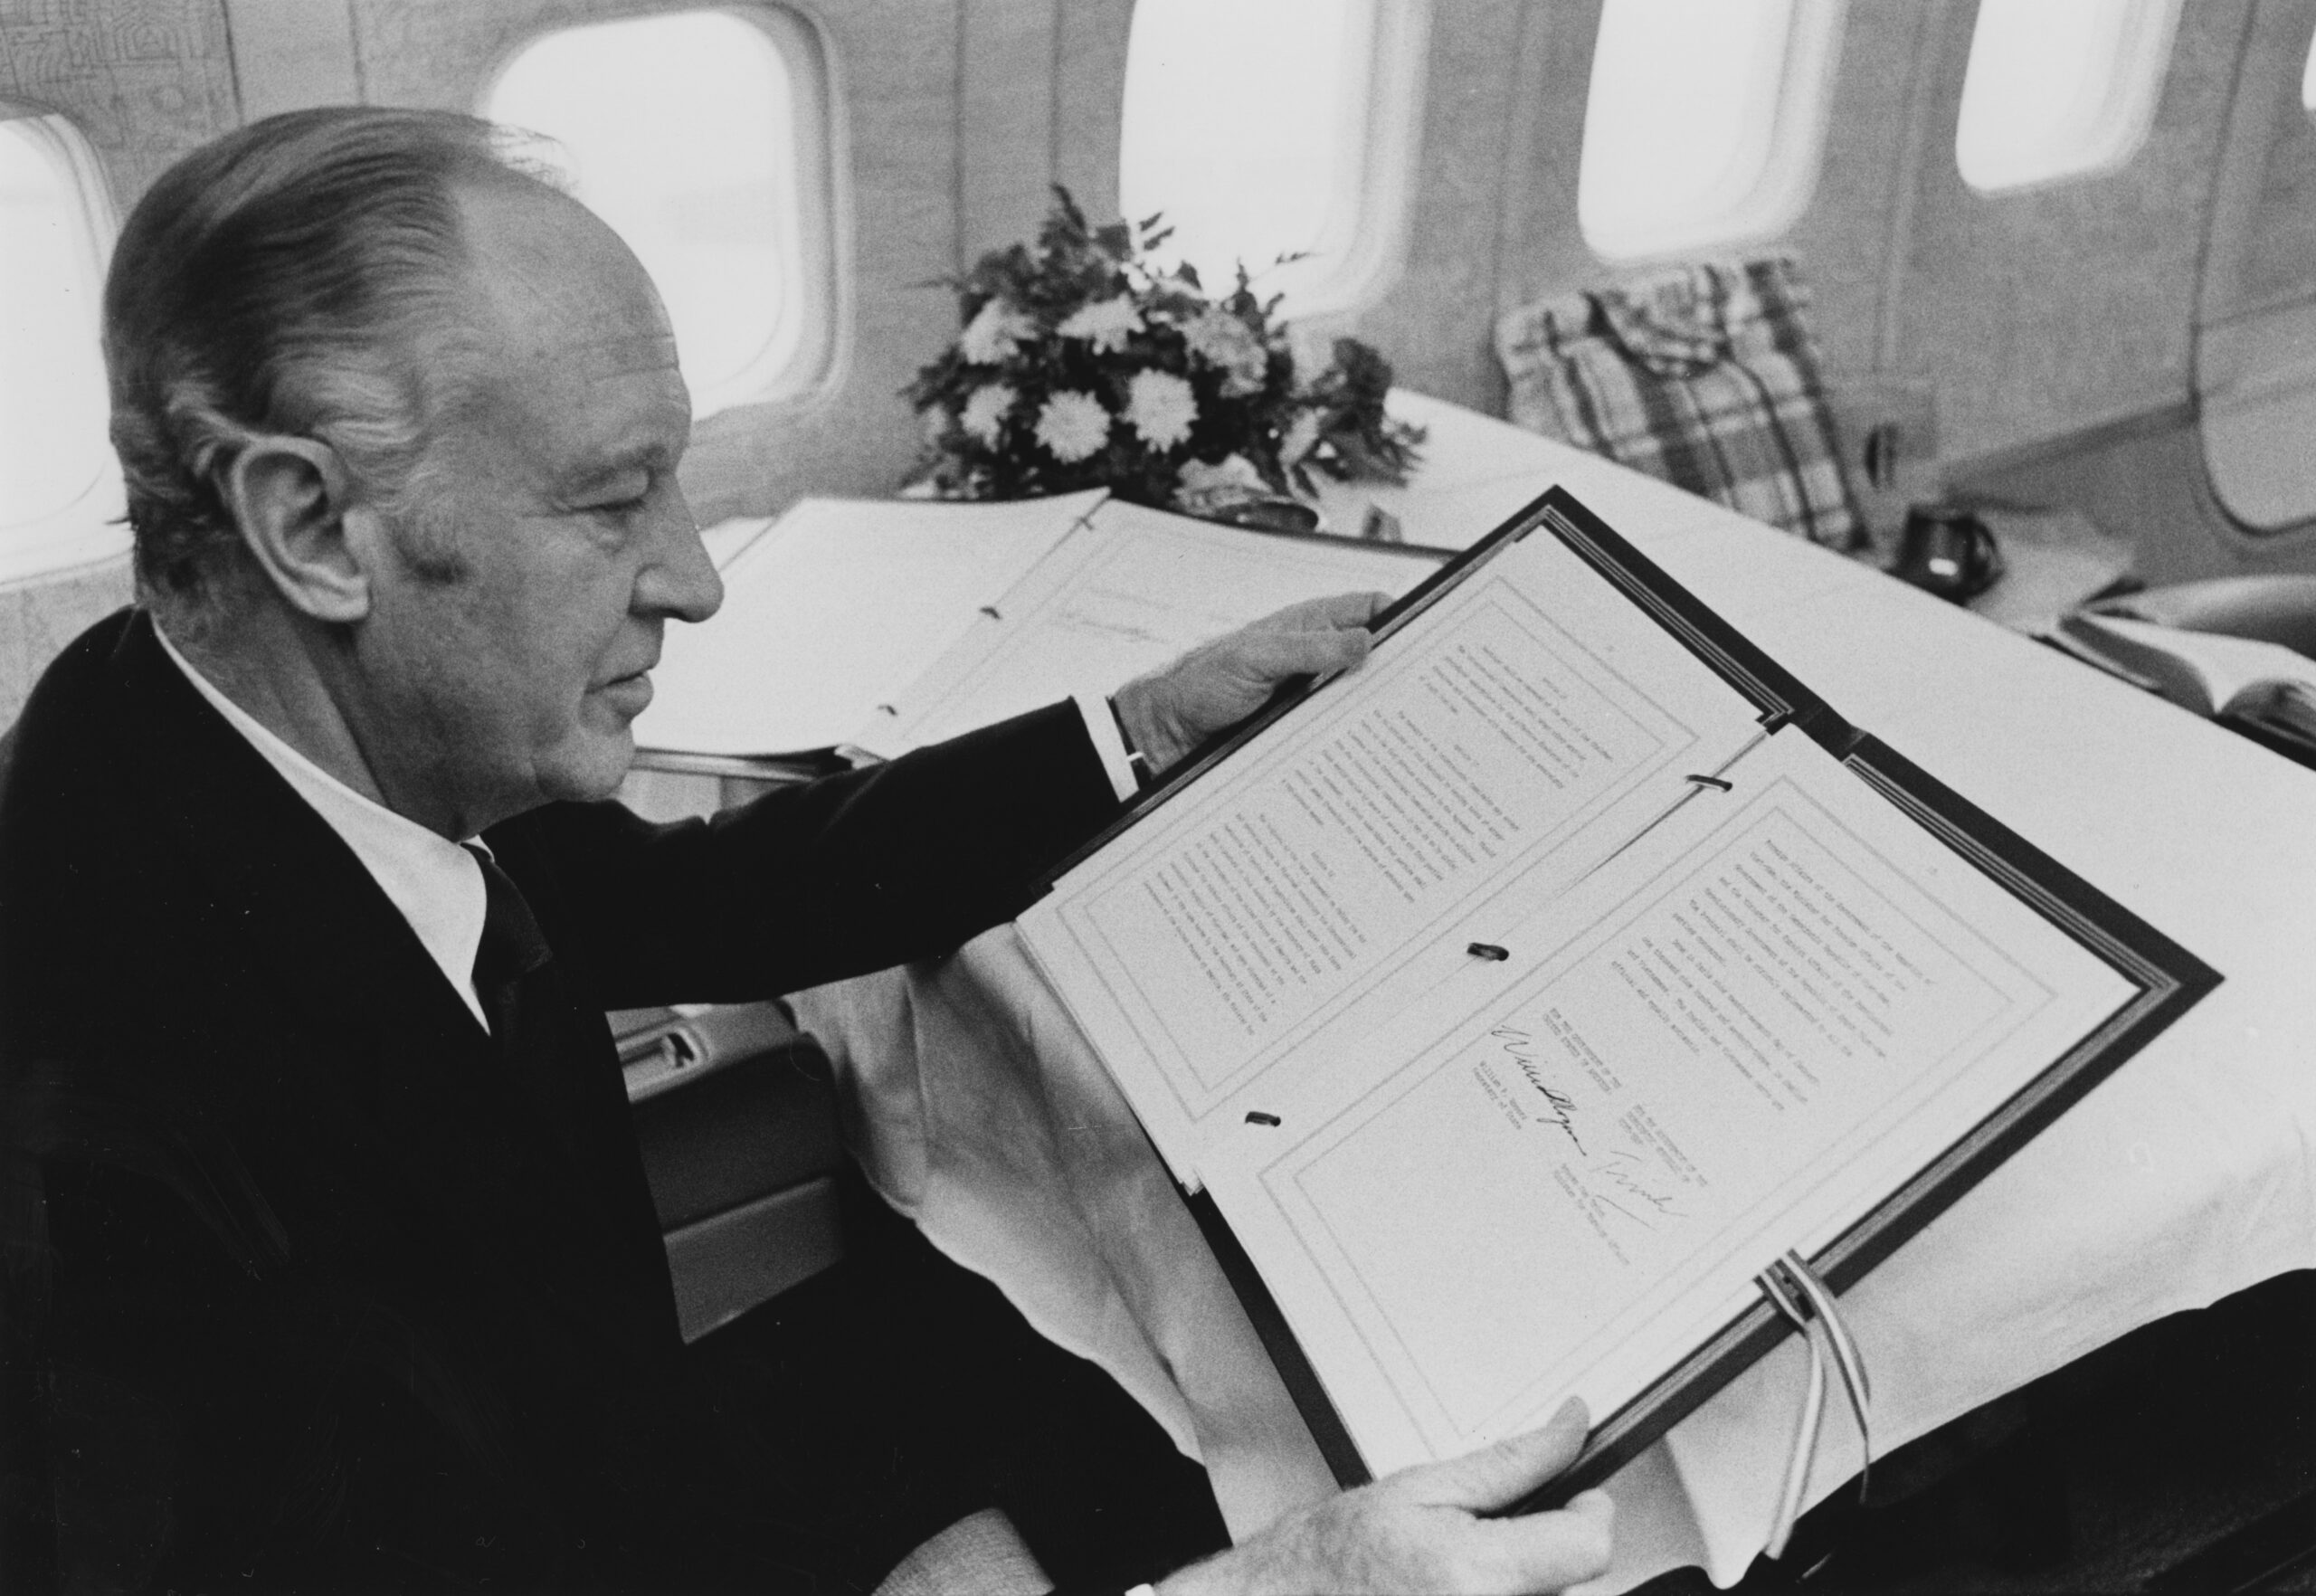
[635, 489, 723, 623]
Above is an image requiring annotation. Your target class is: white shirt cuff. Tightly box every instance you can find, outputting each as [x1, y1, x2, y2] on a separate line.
[1075, 691, 1141, 803]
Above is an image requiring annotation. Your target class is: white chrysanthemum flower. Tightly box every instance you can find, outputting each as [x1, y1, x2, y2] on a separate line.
[920, 404, 952, 445]
[961, 383, 1016, 444]
[1124, 370, 1198, 451]
[958, 298, 1032, 365]
[1280, 408, 1323, 467]
[1057, 296, 1144, 354]
[1182, 308, 1269, 396]
[1035, 389, 1112, 462]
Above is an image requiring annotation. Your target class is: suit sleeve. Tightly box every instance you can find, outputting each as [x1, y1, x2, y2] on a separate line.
[493, 700, 1122, 1007]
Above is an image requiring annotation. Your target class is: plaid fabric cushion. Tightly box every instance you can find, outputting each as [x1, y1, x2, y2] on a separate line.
[1496, 257, 1864, 550]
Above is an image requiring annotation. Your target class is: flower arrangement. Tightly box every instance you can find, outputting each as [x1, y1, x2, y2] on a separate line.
[906, 188, 1422, 521]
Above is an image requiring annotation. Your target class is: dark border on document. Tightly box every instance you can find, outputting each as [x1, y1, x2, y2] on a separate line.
[1027, 485, 2221, 1509]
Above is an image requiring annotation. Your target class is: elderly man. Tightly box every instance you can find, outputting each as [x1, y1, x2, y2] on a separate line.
[0, 108, 1611, 1593]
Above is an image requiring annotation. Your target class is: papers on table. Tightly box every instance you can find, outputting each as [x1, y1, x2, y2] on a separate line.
[636, 491, 1103, 758]
[853, 501, 1439, 758]
[637, 491, 1443, 762]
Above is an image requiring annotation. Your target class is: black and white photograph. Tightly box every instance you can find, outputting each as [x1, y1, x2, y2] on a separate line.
[1, 2, 2311, 1591]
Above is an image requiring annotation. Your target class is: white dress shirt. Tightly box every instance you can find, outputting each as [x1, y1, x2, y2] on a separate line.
[154, 624, 495, 1030]
[1074, 691, 1144, 803]
[156, 628, 1141, 1032]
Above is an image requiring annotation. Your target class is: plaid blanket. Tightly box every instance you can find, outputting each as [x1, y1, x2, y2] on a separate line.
[1496, 257, 1864, 550]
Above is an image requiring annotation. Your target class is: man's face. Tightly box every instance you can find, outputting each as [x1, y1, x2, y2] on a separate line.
[350, 182, 722, 836]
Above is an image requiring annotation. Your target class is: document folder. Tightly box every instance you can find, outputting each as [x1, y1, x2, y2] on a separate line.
[1015, 487, 2217, 1502]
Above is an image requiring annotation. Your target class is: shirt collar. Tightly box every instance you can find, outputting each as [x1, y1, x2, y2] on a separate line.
[151, 621, 491, 1030]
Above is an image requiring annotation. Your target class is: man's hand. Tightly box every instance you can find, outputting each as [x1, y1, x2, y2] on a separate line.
[1112, 592, 1390, 775]
[1156, 1401, 1613, 1596]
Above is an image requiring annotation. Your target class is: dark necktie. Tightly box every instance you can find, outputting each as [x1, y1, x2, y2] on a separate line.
[464, 841, 604, 1176]
[460, 845, 684, 1353]
[466, 843, 554, 1047]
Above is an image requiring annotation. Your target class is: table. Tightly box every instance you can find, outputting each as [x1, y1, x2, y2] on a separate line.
[792, 395, 2316, 1590]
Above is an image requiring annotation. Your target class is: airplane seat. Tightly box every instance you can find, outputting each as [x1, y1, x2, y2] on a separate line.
[604, 768, 861, 1340]
[1493, 254, 1871, 555]
[615, 1001, 850, 1342]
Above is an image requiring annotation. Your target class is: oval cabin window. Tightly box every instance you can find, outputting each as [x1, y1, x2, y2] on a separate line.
[2195, 15, 2316, 535]
[1118, 0, 1422, 318]
[1955, 0, 2183, 194]
[484, 9, 831, 418]
[0, 112, 126, 584]
[1576, 0, 1840, 262]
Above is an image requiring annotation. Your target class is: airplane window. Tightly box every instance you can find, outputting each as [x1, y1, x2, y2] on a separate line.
[485, 9, 826, 418]
[1955, 0, 2182, 194]
[2302, 19, 2316, 111]
[1577, 0, 1842, 261]
[0, 111, 126, 583]
[1118, 0, 1419, 317]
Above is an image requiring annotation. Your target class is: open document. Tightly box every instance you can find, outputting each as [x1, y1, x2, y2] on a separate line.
[635, 493, 1440, 762]
[1015, 488, 2216, 1492]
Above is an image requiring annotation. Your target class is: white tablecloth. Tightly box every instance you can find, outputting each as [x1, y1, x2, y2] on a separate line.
[795, 400, 2316, 1589]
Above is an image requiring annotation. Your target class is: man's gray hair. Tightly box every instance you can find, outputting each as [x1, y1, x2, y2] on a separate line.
[104, 107, 560, 623]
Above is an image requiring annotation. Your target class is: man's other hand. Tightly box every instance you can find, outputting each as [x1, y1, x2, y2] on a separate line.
[1155, 1401, 1614, 1596]
[1111, 592, 1390, 776]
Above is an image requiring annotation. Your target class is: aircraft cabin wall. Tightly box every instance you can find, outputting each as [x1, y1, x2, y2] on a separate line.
[11, 0, 2316, 726]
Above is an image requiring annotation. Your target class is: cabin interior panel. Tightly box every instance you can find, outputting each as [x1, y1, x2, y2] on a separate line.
[1317, 1, 1922, 428]
[1868, 0, 2316, 590]
[958, 0, 1066, 261]
[2202, 0, 2316, 322]
[346, 0, 963, 527]
[18, 0, 2316, 713]
[954, 0, 1131, 293]
[1780, 0, 1926, 384]
[0, 0, 238, 195]
[0, 0, 238, 724]
[1483, 0, 1598, 325]
[1045, 0, 1129, 226]
[2190, 0, 2316, 556]
[1890, 0, 2240, 463]
[218, 0, 358, 119]
[1305, 0, 1561, 418]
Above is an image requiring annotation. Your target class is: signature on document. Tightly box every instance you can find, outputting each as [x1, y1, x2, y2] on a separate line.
[1584, 1147, 1687, 1230]
[1493, 1026, 1586, 1155]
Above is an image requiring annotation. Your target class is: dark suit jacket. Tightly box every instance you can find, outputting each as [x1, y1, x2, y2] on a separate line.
[0, 608, 1122, 1591]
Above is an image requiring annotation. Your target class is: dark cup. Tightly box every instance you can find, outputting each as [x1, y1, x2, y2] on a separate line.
[1892, 504, 2003, 603]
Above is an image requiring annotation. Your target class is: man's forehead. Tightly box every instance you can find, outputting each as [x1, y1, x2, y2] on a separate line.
[454, 182, 676, 358]
[562, 323, 684, 386]
[447, 181, 689, 468]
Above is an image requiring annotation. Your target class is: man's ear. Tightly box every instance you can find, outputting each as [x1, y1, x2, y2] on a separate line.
[218, 436, 373, 623]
